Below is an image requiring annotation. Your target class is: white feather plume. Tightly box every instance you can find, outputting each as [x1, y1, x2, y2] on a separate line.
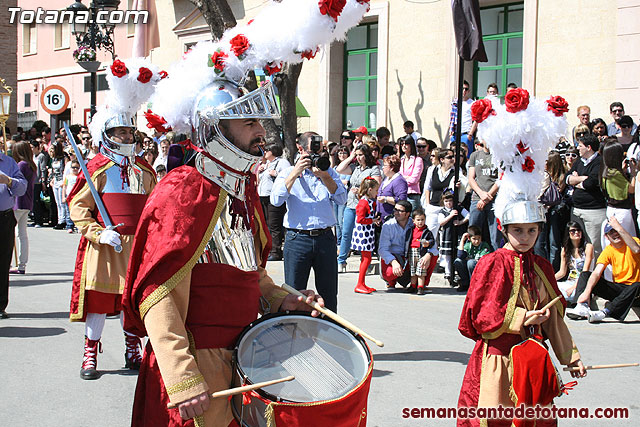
[475, 95, 568, 221]
[150, 0, 370, 134]
[89, 57, 163, 143]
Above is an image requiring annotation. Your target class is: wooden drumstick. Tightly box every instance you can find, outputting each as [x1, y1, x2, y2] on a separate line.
[280, 283, 385, 347]
[563, 363, 639, 372]
[524, 296, 562, 326]
[167, 376, 295, 409]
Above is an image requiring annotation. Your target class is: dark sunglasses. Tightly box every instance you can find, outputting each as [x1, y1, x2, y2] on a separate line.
[393, 208, 407, 213]
[71, 166, 80, 170]
[566, 153, 578, 158]
[611, 109, 624, 114]
[82, 137, 91, 140]
[620, 124, 631, 129]
[444, 155, 455, 160]
[569, 229, 581, 234]
[576, 132, 587, 137]
[463, 87, 469, 91]
[341, 135, 352, 139]
[416, 145, 427, 149]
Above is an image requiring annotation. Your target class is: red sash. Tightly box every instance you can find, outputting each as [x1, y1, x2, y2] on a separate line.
[186, 263, 262, 349]
[96, 193, 148, 235]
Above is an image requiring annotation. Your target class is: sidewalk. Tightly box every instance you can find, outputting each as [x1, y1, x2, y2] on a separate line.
[1, 227, 638, 426]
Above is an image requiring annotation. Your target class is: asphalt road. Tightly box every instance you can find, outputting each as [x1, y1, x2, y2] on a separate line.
[1, 227, 638, 426]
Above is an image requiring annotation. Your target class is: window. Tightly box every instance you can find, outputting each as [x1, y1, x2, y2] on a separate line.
[24, 93, 31, 109]
[54, 22, 70, 49]
[473, 3, 523, 99]
[84, 74, 109, 92]
[344, 22, 378, 131]
[23, 23, 37, 54]
[127, 0, 136, 36]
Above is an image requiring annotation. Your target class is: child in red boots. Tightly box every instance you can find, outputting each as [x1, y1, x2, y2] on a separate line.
[353, 178, 381, 294]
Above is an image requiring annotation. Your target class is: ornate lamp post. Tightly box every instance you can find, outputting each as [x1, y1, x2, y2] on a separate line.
[67, 0, 120, 119]
[0, 77, 12, 154]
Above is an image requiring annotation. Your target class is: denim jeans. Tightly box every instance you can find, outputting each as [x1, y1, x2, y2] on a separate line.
[337, 207, 356, 265]
[333, 202, 346, 247]
[469, 199, 501, 251]
[53, 185, 73, 228]
[454, 258, 478, 289]
[283, 229, 338, 312]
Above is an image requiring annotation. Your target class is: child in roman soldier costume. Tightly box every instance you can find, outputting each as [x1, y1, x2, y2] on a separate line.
[457, 90, 587, 427]
[67, 58, 161, 380]
[121, 1, 373, 425]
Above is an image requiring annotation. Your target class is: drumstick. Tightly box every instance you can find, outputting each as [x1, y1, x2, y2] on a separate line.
[563, 363, 638, 372]
[280, 283, 385, 347]
[167, 376, 295, 409]
[524, 296, 562, 326]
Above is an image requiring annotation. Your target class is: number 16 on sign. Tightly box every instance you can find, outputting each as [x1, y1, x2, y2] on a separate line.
[41, 85, 70, 116]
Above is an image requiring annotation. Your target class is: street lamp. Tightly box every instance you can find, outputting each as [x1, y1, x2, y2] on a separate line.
[0, 76, 12, 154]
[67, 0, 121, 119]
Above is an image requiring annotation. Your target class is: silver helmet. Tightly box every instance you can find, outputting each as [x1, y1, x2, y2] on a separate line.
[501, 197, 546, 226]
[192, 79, 280, 200]
[100, 113, 137, 158]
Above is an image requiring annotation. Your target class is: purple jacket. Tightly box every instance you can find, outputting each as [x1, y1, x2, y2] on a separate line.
[14, 161, 35, 211]
[377, 173, 408, 218]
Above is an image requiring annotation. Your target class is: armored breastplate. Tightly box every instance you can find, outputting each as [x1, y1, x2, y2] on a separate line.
[197, 197, 258, 272]
[101, 151, 146, 195]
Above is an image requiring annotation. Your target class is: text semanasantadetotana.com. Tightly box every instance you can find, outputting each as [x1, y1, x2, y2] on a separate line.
[402, 405, 629, 420]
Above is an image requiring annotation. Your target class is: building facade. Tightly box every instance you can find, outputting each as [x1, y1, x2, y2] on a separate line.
[16, 0, 640, 144]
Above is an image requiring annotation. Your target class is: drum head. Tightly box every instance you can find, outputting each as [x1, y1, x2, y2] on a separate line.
[235, 313, 371, 403]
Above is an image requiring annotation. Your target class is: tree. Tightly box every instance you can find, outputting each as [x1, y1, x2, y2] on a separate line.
[188, 0, 301, 162]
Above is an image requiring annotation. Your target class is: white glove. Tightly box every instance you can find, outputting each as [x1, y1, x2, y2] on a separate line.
[99, 229, 122, 248]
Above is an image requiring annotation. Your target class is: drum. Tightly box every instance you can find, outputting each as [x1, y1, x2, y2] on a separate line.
[231, 312, 373, 427]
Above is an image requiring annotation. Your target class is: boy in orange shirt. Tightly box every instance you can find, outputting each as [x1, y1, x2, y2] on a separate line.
[567, 216, 640, 323]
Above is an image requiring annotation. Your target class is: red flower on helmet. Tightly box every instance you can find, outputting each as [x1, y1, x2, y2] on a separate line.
[546, 96, 569, 117]
[208, 50, 228, 73]
[516, 141, 528, 154]
[144, 110, 171, 133]
[522, 156, 535, 173]
[137, 67, 153, 83]
[110, 59, 128, 78]
[505, 88, 530, 113]
[159, 70, 168, 79]
[318, 0, 347, 21]
[301, 48, 318, 60]
[230, 34, 250, 58]
[470, 99, 496, 124]
[264, 62, 282, 76]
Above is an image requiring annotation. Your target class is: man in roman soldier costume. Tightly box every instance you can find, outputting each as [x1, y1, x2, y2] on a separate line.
[68, 58, 160, 380]
[122, 1, 372, 425]
[457, 90, 587, 427]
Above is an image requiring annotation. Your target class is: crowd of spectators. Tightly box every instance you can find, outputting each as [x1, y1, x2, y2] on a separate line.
[2, 84, 639, 323]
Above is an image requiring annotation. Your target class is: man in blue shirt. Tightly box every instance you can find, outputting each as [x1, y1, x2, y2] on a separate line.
[378, 200, 414, 289]
[1, 152, 28, 319]
[271, 132, 347, 311]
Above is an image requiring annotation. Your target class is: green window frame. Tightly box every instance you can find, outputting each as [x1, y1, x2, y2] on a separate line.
[343, 22, 378, 132]
[474, 2, 524, 100]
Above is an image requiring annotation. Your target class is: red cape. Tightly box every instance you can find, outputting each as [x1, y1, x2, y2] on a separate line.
[122, 165, 270, 337]
[68, 154, 155, 321]
[457, 248, 566, 427]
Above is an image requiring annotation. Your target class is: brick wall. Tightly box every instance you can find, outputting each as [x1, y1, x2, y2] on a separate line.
[0, 0, 18, 134]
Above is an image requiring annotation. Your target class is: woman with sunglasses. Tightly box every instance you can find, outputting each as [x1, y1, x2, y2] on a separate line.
[399, 135, 424, 212]
[335, 143, 382, 272]
[615, 115, 635, 149]
[421, 149, 458, 242]
[340, 130, 355, 152]
[572, 124, 590, 143]
[555, 221, 594, 304]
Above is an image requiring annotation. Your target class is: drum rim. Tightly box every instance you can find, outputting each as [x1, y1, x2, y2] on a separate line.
[231, 311, 372, 404]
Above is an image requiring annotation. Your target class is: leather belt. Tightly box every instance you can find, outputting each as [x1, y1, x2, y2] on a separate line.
[287, 227, 332, 237]
[0, 208, 13, 216]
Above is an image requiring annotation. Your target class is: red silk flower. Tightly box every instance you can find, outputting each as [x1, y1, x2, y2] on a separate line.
[159, 70, 168, 79]
[505, 88, 530, 113]
[546, 96, 569, 117]
[144, 110, 171, 133]
[209, 50, 228, 72]
[230, 34, 250, 58]
[110, 59, 128, 78]
[137, 67, 153, 83]
[470, 99, 495, 124]
[522, 156, 535, 172]
[516, 141, 528, 154]
[264, 62, 282, 76]
[318, 0, 347, 21]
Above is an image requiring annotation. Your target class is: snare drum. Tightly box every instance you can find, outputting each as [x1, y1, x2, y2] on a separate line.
[231, 312, 373, 427]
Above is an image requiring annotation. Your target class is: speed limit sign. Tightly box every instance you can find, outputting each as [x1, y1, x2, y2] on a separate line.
[40, 85, 70, 115]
